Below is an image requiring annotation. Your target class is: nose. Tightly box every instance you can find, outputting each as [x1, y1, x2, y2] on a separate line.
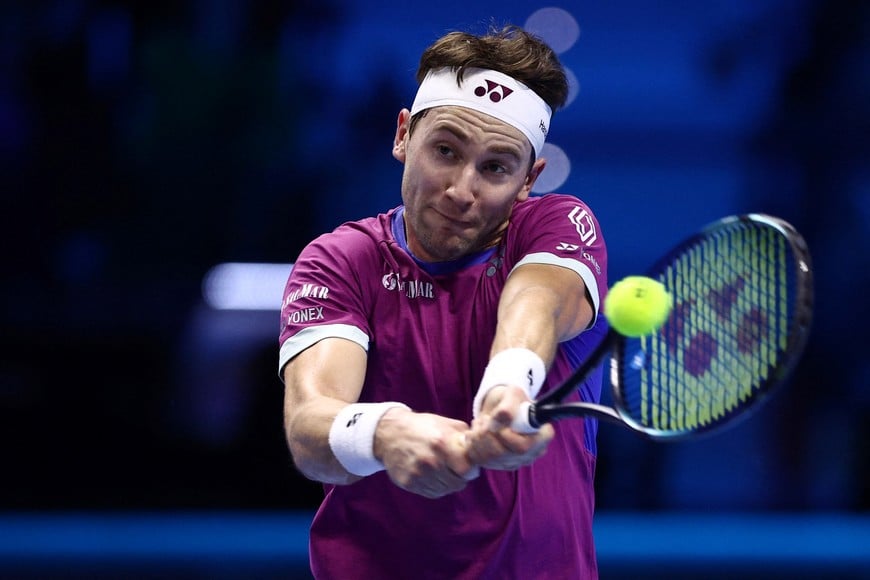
[444, 164, 477, 208]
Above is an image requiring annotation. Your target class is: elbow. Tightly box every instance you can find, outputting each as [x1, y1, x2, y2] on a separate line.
[283, 412, 320, 481]
[291, 450, 360, 487]
[287, 444, 331, 484]
[284, 429, 312, 478]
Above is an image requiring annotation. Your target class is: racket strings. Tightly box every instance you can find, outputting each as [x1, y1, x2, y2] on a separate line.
[623, 221, 795, 434]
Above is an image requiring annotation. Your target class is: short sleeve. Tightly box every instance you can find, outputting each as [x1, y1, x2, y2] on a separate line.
[278, 230, 374, 376]
[507, 194, 608, 320]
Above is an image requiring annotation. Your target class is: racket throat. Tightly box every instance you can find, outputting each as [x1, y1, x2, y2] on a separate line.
[535, 402, 623, 425]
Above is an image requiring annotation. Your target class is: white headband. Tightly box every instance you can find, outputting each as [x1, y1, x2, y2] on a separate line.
[410, 67, 552, 157]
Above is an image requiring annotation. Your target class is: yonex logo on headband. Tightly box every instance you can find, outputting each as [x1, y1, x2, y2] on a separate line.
[474, 80, 513, 103]
[411, 67, 552, 156]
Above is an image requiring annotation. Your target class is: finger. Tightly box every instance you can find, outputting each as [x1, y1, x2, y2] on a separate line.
[464, 424, 504, 465]
[446, 432, 480, 481]
[417, 484, 448, 499]
[404, 470, 465, 499]
[499, 422, 554, 455]
[424, 469, 472, 498]
[489, 386, 530, 428]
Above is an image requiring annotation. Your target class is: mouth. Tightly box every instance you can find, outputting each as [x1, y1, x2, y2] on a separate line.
[432, 208, 475, 229]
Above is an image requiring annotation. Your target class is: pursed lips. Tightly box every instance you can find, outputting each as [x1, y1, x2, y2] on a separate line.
[431, 207, 475, 230]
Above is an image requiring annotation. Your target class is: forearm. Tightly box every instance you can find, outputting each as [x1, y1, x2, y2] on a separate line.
[284, 394, 363, 485]
[491, 286, 564, 366]
[472, 263, 592, 426]
[282, 337, 370, 484]
[491, 264, 591, 364]
[285, 383, 478, 496]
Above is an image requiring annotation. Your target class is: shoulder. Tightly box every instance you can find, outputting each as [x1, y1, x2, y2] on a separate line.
[512, 193, 598, 220]
[298, 211, 394, 264]
[508, 193, 604, 247]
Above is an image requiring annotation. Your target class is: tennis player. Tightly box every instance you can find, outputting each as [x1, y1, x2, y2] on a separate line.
[280, 25, 608, 578]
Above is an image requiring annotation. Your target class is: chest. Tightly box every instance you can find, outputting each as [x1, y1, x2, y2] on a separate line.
[360, 257, 508, 417]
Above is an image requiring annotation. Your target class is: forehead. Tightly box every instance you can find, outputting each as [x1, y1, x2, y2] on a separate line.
[416, 106, 532, 155]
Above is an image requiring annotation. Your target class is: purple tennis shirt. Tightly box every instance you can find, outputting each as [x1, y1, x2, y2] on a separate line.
[279, 193, 608, 579]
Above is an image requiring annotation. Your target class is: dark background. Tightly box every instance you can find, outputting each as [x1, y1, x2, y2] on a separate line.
[1, 0, 868, 573]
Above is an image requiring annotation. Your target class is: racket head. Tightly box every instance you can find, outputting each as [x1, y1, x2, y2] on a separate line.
[610, 214, 813, 439]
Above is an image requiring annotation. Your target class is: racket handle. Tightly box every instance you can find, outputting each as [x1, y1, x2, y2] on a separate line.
[511, 401, 541, 434]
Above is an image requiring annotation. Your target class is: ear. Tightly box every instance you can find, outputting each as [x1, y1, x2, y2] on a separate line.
[392, 109, 411, 163]
[516, 158, 547, 201]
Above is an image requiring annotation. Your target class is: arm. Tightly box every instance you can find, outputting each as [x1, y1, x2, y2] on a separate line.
[491, 262, 592, 360]
[466, 262, 594, 469]
[283, 336, 369, 484]
[283, 337, 479, 497]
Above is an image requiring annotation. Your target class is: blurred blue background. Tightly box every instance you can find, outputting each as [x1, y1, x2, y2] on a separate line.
[1, 0, 868, 578]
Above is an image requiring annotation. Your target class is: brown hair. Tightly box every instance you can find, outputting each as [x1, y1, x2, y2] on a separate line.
[416, 25, 569, 112]
[409, 26, 569, 149]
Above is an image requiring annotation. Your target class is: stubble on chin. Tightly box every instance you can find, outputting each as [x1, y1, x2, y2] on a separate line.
[414, 230, 468, 262]
[416, 221, 506, 262]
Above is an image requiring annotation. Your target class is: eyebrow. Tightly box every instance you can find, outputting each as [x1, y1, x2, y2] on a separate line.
[429, 121, 525, 163]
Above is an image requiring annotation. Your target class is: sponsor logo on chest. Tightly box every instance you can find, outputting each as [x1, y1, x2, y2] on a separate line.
[382, 272, 435, 299]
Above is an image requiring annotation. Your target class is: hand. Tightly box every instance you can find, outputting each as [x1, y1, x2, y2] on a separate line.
[465, 385, 554, 470]
[374, 407, 480, 499]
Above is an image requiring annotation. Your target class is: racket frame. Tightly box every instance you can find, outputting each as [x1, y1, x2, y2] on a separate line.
[525, 213, 814, 440]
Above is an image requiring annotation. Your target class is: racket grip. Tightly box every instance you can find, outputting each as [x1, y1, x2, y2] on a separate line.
[511, 401, 541, 434]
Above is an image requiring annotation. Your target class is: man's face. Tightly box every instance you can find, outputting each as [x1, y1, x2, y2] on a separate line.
[393, 106, 545, 262]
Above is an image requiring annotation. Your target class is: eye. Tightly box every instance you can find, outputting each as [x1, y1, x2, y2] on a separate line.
[436, 144, 455, 158]
[483, 162, 507, 175]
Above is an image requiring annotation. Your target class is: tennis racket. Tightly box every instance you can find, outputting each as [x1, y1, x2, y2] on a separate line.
[513, 213, 813, 440]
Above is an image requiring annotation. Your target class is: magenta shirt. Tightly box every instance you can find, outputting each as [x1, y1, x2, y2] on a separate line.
[279, 194, 608, 579]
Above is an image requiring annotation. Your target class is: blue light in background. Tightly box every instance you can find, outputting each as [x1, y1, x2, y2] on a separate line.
[0, 512, 867, 577]
[203, 262, 293, 311]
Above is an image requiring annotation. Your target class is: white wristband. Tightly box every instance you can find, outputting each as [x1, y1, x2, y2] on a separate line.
[328, 402, 409, 476]
[473, 348, 546, 418]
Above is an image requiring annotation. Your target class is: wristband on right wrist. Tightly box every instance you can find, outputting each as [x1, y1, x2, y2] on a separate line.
[473, 348, 546, 418]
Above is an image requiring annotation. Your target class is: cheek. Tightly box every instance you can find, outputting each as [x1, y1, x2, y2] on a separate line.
[481, 187, 521, 216]
[400, 161, 424, 200]
[403, 159, 442, 198]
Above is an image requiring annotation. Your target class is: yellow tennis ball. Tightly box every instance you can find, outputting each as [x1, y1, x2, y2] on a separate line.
[604, 276, 673, 337]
